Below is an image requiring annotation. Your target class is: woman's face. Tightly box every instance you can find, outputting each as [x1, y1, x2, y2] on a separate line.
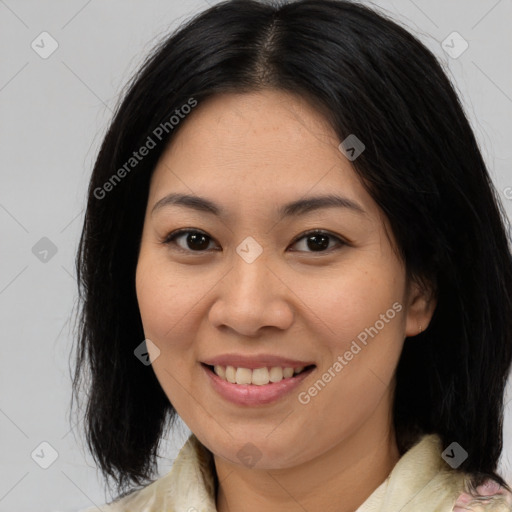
[135, 89, 435, 469]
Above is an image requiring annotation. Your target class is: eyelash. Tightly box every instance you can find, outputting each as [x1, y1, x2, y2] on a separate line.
[161, 228, 348, 255]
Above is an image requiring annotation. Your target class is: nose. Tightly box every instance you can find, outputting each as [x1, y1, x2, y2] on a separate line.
[208, 250, 294, 337]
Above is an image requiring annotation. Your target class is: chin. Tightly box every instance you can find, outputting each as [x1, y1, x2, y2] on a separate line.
[207, 431, 307, 470]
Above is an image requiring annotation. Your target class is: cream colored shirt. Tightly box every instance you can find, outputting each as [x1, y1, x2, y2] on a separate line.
[80, 433, 512, 511]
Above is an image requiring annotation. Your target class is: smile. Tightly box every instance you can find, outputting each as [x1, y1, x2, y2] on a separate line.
[210, 364, 311, 385]
[202, 363, 316, 406]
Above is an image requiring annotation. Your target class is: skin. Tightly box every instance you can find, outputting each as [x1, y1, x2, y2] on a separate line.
[135, 89, 436, 512]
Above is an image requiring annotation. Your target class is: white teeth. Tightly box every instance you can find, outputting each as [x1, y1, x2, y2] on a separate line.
[283, 367, 294, 378]
[235, 367, 252, 385]
[251, 367, 269, 386]
[212, 364, 309, 385]
[225, 365, 236, 383]
[214, 365, 226, 379]
[269, 367, 283, 382]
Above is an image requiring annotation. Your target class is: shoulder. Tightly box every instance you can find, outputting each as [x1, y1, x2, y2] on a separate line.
[75, 472, 176, 512]
[73, 469, 175, 512]
[75, 434, 216, 512]
[452, 478, 512, 511]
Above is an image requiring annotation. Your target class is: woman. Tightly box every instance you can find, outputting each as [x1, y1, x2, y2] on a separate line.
[72, 0, 512, 510]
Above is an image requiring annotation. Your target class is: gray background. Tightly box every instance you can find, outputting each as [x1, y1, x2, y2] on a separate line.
[0, 1, 511, 511]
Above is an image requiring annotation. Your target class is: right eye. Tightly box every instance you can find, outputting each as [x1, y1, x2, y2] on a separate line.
[162, 229, 219, 253]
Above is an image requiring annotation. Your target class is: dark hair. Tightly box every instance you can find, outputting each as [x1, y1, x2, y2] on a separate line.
[71, 0, 512, 501]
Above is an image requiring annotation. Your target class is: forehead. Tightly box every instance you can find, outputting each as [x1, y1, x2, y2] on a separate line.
[148, 90, 376, 219]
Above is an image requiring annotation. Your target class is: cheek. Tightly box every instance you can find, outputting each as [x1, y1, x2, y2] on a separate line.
[308, 259, 405, 345]
[297, 278, 405, 446]
[135, 254, 203, 347]
[135, 255, 203, 408]
[303, 261, 406, 412]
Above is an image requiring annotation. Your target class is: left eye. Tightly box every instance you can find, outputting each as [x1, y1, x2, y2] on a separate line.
[290, 229, 346, 253]
[162, 229, 346, 254]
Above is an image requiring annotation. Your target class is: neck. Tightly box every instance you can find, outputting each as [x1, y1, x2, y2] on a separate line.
[213, 395, 400, 512]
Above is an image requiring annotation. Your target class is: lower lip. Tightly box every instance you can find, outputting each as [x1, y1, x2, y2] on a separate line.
[202, 364, 315, 406]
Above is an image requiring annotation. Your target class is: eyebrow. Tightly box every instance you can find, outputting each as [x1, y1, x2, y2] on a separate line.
[151, 192, 366, 219]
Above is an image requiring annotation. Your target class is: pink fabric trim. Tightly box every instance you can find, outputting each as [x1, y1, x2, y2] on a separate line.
[452, 478, 512, 511]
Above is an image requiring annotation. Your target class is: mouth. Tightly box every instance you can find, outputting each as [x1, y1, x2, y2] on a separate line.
[201, 362, 316, 406]
[202, 363, 316, 385]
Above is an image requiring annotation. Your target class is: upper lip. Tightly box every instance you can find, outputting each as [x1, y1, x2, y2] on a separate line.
[202, 354, 316, 369]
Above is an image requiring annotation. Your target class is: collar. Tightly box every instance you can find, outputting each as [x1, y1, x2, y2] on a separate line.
[101, 433, 511, 511]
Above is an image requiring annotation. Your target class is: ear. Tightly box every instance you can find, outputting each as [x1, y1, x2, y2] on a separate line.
[404, 275, 437, 337]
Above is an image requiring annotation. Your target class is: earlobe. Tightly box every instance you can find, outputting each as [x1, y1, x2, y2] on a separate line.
[404, 277, 437, 338]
